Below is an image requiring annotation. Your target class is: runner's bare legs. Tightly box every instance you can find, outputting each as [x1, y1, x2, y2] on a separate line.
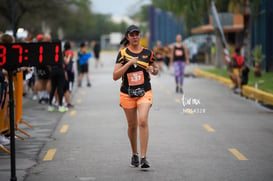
[137, 103, 150, 157]
[123, 108, 138, 155]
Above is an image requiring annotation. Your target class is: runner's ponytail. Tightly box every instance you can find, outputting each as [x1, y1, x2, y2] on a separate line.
[120, 37, 129, 47]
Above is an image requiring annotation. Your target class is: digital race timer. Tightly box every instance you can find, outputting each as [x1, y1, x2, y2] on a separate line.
[0, 41, 63, 70]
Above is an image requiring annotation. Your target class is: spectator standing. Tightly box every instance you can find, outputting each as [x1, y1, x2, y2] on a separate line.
[240, 62, 249, 87]
[205, 36, 212, 64]
[63, 41, 75, 92]
[191, 39, 198, 63]
[63, 41, 75, 108]
[153, 40, 165, 72]
[231, 46, 244, 94]
[32, 34, 51, 103]
[0, 34, 12, 146]
[92, 40, 102, 68]
[163, 43, 171, 67]
[77, 42, 92, 87]
[47, 35, 68, 112]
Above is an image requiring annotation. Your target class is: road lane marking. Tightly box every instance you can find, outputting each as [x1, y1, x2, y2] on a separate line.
[203, 124, 215, 132]
[175, 98, 181, 104]
[81, 91, 86, 95]
[159, 85, 164, 91]
[70, 110, 76, 116]
[229, 148, 248, 160]
[60, 125, 69, 133]
[43, 149, 57, 161]
[76, 99, 82, 104]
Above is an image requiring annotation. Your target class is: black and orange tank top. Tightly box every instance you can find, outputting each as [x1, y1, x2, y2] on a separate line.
[116, 47, 155, 94]
[173, 45, 186, 62]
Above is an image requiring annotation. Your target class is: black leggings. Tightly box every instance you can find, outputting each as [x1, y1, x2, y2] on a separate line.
[49, 68, 65, 106]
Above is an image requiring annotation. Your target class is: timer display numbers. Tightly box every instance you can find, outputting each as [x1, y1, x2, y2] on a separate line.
[0, 41, 62, 70]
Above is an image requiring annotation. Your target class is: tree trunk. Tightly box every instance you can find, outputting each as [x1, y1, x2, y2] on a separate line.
[243, 0, 251, 66]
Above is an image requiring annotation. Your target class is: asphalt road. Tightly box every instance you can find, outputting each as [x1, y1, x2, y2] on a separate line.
[1, 51, 273, 181]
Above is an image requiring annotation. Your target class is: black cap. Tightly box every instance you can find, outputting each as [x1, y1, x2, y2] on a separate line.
[126, 25, 140, 35]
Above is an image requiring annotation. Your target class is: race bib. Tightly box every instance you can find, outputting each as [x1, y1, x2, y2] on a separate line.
[127, 71, 144, 86]
[175, 49, 183, 56]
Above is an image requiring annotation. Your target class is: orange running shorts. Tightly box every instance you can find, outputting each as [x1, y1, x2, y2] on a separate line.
[120, 90, 153, 109]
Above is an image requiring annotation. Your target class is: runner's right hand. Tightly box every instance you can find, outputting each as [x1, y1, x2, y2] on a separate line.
[129, 57, 138, 65]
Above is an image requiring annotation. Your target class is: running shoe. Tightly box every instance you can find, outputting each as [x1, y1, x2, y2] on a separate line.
[32, 94, 38, 100]
[234, 88, 242, 94]
[130, 154, 139, 167]
[67, 103, 74, 109]
[87, 82, 91, 87]
[180, 88, 184, 94]
[58, 106, 68, 113]
[140, 157, 150, 169]
[39, 98, 48, 104]
[47, 105, 55, 112]
[231, 85, 238, 91]
[0, 135, 10, 145]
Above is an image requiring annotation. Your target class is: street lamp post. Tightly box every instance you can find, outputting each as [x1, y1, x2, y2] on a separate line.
[10, 0, 18, 180]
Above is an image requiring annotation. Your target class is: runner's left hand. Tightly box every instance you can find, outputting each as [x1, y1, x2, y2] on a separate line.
[147, 66, 154, 73]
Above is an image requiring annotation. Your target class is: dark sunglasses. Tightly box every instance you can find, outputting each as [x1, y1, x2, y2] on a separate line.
[128, 31, 140, 37]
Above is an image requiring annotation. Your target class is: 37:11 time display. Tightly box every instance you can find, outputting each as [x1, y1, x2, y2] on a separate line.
[0, 41, 62, 70]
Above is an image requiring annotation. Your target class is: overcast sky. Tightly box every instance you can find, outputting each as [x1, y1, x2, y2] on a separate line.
[91, 0, 151, 16]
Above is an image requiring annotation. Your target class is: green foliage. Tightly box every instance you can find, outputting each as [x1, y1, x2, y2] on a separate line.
[0, 0, 130, 41]
[251, 0, 262, 17]
[130, 5, 150, 23]
[205, 68, 273, 94]
[151, 0, 212, 35]
[150, 0, 260, 36]
[252, 45, 265, 63]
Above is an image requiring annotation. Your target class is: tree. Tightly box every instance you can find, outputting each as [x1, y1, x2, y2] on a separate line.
[129, 5, 150, 33]
[0, 0, 70, 37]
[151, 0, 211, 35]
[0, 0, 135, 42]
[151, 0, 261, 66]
[0, 0, 95, 40]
